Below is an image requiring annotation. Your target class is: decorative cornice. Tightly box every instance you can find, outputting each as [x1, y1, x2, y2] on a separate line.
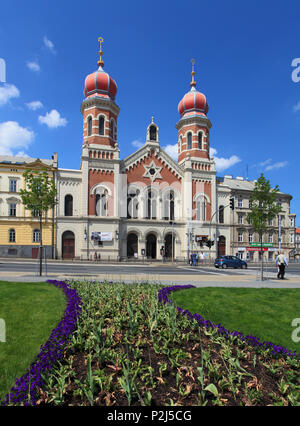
[176, 115, 212, 131]
[81, 96, 120, 115]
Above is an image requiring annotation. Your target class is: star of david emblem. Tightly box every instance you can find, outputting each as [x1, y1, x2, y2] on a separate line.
[143, 160, 162, 182]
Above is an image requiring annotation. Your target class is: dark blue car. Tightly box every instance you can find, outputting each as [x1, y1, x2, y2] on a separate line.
[214, 255, 247, 269]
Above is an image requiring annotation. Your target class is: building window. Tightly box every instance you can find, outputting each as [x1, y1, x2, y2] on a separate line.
[162, 190, 174, 220]
[33, 229, 41, 243]
[249, 233, 253, 243]
[110, 120, 115, 139]
[179, 136, 182, 152]
[9, 229, 16, 242]
[290, 218, 294, 227]
[95, 191, 107, 217]
[9, 203, 16, 216]
[187, 132, 192, 150]
[64, 194, 73, 216]
[238, 198, 243, 208]
[198, 132, 202, 149]
[87, 116, 92, 136]
[238, 232, 243, 243]
[268, 234, 273, 243]
[195, 196, 206, 221]
[146, 190, 157, 219]
[268, 218, 273, 226]
[99, 116, 105, 135]
[127, 190, 139, 219]
[219, 205, 224, 223]
[9, 179, 17, 192]
[149, 125, 157, 141]
[290, 233, 294, 244]
[238, 214, 243, 224]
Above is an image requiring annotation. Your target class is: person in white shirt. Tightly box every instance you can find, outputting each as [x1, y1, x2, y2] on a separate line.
[275, 253, 288, 279]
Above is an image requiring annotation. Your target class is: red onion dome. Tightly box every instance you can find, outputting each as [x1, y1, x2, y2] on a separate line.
[178, 87, 208, 117]
[84, 66, 117, 101]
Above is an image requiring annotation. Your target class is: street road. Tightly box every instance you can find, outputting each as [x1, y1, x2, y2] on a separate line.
[1, 259, 300, 278]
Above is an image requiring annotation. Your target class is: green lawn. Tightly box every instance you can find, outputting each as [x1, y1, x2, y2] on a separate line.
[170, 287, 300, 355]
[0, 281, 66, 401]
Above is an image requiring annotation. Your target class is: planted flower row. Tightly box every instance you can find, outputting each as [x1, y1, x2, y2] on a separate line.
[158, 284, 300, 360]
[0, 280, 82, 406]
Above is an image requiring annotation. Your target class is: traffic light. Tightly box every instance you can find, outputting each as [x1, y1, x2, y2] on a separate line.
[206, 239, 214, 248]
[230, 197, 235, 210]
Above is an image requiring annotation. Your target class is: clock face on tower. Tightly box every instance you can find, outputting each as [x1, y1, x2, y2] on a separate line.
[143, 160, 162, 182]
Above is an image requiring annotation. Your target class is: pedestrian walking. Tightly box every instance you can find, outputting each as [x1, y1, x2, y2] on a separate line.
[275, 252, 288, 279]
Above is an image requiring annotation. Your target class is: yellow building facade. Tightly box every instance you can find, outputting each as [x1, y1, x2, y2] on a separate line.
[0, 154, 58, 258]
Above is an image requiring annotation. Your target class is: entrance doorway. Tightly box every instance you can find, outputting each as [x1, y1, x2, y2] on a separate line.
[218, 236, 226, 257]
[62, 231, 75, 259]
[146, 233, 157, 259]
[127, 233, 138, 258]
[165, 233, 174, 259]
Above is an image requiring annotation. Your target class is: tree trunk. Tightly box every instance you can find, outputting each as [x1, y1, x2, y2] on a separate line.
[260, 230, 263, 281]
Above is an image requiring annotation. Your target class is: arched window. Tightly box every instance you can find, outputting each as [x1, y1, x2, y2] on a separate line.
[110, 120, 114, 139]
[64, 194, 73, 216]
[219, 205, 224, 223]
[163, 190, 174, 220]
[99, 116, 105, 135]
[33, 229, 41, 243]
[127, 190, 139, 219]
[195, 196, 206, 221]
[198, 132, 202, 149]
[9, 229, 16, 243]
[146, 190, 157, 219]
[87, 116, 92, 136]
[95, 191, 107, 216]
[149, 125, 157, 141]
[187, 132, 192, 150]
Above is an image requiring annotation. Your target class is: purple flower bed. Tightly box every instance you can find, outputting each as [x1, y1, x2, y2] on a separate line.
[0, 280, 82, 406]
[158, 284, 300, 360]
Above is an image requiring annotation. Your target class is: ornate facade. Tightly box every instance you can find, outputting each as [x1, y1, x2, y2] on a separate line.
[55, 44, 296, 262]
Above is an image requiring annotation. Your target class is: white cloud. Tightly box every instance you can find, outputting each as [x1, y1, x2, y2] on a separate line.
[0, 84, 20, 106]
[163, 143, 178, 160]
[38, 109, 67, 128]
[210, 147, 241, 172]
[26, 61, 40, 72]
[26, 100, 43, 111]
[293, 101, 300, 112]
[265, 161, 288, 171]
[131, 139, 144, 149]
[43, 36, 56, 54]
[0, 121, 34, 155]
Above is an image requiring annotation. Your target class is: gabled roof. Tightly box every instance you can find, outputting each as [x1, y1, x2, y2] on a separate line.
[122, 143, 183, 180]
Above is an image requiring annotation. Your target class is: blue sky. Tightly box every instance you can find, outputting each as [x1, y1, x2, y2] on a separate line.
[0, 0, 299, 223]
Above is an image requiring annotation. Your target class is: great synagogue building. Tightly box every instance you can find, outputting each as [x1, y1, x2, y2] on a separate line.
[0, 43, 296, 262]
[55, 45, 296, 263]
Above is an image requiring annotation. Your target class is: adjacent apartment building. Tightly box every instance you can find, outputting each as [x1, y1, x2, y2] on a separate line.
[0, 154, 58, 258]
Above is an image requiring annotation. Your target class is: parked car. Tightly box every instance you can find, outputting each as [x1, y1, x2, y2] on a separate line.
[214, 255, 247, 269]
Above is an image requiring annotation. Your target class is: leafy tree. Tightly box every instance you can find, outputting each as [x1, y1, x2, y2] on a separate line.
[246, 173, 282, 280]
[20, 169, 57, 276]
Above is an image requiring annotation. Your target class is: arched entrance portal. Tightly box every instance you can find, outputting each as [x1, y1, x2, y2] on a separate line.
[62, 231, 75, 259]
[218, 236, 226, 257]
[146, 233, 157, 259]
[165, 233, 174, 259]
[127, 233, 138, 258]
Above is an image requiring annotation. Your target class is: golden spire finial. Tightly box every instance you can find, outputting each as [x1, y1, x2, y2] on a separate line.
[190, 58, 196, 88]
[98, 36, 104, 67]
